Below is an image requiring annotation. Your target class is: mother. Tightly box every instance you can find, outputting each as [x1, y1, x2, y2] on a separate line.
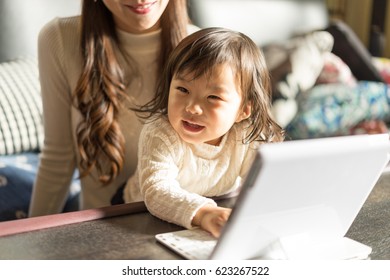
[29, 0, 195, 216]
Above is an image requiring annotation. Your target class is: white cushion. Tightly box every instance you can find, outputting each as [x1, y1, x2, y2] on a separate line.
[0, 57, 42, 155]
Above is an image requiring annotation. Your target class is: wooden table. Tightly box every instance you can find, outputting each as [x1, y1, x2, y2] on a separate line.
[0, 172, 389, 260]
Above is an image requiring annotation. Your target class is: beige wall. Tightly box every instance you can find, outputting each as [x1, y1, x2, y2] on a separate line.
[385, 1, 390, 57]
[344, 0, 373, 47]
[328, 0, 390, 58]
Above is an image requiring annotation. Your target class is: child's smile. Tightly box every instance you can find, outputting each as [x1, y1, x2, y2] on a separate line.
[182, 120, 205, 133]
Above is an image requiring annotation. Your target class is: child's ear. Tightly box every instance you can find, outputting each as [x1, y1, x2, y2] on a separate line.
[236, 104, 252, 123]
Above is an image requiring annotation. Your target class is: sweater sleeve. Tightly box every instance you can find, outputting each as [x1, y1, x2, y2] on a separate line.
[138, 119, 217, 229]
[29, 19, 77, 217]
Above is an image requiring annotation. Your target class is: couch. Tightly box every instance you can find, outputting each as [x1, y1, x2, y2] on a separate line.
[0, 0, 81, 221]
[1, 0, 388, 222]
[189, 0, 389, 138]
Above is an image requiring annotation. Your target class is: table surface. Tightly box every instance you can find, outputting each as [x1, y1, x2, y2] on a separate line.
[0, 172, 389, 260]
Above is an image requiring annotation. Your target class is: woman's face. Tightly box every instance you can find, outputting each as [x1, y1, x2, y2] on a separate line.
[102, 0, 170, 34]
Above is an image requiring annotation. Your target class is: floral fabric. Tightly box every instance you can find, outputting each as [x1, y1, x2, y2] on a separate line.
[285, 81, 389, 139]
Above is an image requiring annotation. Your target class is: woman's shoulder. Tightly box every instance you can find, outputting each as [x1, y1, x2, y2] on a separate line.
[39, 16, 80, 44]
[38, 16, 81, 66]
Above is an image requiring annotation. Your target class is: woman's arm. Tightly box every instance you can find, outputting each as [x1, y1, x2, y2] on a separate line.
[29, 19, 78, 217]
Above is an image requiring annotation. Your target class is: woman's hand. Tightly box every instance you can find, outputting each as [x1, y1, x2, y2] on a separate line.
[192, 205, 232, 238]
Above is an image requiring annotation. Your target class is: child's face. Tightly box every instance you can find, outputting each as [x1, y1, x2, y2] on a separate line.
[167, 63, 251, 146]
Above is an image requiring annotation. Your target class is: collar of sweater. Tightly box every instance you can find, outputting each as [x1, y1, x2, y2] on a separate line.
[116, 28, 161, 53]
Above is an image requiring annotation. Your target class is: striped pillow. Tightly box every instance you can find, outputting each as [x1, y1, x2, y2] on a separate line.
[0, 57, 43, 155]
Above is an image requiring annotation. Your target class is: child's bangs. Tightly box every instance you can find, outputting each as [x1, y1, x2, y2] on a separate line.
[175, 48, 238, 82]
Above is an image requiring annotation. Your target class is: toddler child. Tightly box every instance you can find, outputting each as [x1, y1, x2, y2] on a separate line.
[124, 27, 284, 237]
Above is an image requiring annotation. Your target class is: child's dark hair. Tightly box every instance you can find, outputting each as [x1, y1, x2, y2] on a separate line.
[135, 27, 284, 143]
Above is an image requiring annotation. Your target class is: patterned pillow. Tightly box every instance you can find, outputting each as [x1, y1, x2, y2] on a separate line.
[0, 57, 43, 155]
[0, 153, 81, 221]
[285, 81, 390, 139]
[316, 52, 357, 87]
[373, 57, 390, 84]
[0, 153, 38, 221]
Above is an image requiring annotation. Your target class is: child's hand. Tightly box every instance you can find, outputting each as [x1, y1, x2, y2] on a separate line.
[192, 205, 232, 238]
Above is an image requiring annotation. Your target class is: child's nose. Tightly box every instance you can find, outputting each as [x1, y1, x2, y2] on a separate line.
[186, 100, 203, 115]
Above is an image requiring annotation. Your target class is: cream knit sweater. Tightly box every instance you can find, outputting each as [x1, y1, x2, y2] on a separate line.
[124, 117, 259, 229]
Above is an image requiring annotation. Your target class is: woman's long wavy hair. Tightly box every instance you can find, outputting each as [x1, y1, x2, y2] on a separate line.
[136, 27, 285, 144]
[73, 0, 190, 184]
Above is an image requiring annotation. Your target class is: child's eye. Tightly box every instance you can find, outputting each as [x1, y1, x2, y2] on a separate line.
[176, 86, 189, 94]
[208, 95, 222, 100]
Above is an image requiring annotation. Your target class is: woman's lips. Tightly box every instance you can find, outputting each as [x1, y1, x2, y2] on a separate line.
[128, 2, 156, 14]
[182, 120, 205, 133]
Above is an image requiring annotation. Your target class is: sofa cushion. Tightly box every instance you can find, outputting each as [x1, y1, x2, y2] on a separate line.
[316, 52, 357, 86]
[0, 56, 43, 155]
[325, 20, 384, 82]
[285, 81, 390, 139]
[263, 31, 334, 127]
[0, 153, 37, 221]
[0, 153, 81, 221]
[373, 57, 390, 84]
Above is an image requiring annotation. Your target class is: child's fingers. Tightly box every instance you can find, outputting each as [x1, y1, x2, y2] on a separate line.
[216, 216, 228, 226]
[201, 207, 232, 238]
[208, 222, 224, 238]
[212, 212, 231, 236]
